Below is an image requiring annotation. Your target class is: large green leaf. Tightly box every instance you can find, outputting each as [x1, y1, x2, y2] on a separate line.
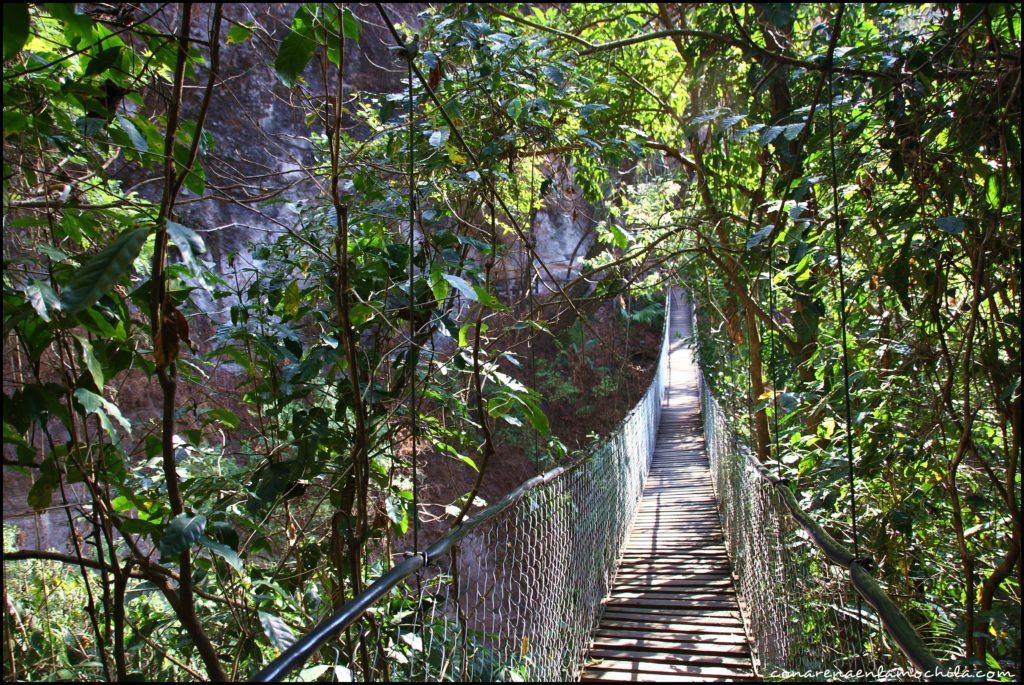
[519, 396, 550, 435]
[3, 4, 29, 61]
[226, 24, 253, 44]
[73, 335, 105, 390]
[114, 115, 149, 154]
[507, 97, 523, 122]
[608, 222, 634, 249]
[259, 611, 296, 651]
[27, 460, 59, 510]
[746, 224, 775, 250]
[74, 388, 130, 445]
[198, 535, 242, 570]
[429, 266, 450, 303]
[274, 6, 317, 87]
[61, 227, 150, 314]
[166, 221, 206, 273]
[24, 280, 61, 322]
[442, 274, 477, 302]
[159, 513, 207, 558]
[340, 7, 361, 40]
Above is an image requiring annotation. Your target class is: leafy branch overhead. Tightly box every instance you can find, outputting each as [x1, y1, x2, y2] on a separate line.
[1, 2, 1019, 682]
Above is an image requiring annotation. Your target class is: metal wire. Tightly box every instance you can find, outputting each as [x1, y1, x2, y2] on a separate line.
[697, 362, 926, 680]
[258, 294, 671, 682]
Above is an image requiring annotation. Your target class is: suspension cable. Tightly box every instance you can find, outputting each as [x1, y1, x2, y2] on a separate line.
[767, 245, 782, 478]
[825, 3, 865, 655]
[529, 158, 539, 468]
[403, 31, 420, 561]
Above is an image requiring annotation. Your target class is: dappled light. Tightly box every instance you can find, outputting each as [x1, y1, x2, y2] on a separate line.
[2, 3, 1019, 682]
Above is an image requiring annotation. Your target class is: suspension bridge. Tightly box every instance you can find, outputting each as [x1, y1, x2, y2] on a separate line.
[257, 289, 942, 683]
[581, 290, 753, 682]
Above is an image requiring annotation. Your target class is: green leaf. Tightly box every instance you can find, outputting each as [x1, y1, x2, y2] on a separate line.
[734, 123, 765, 139]
[183, 165, 205, 195]
[198, 535, 242, 570]
[27, 479, 54, 509]
[760, 125, 785, 145]
[24, 280, 61, 322]
[609, 223, 633, 250]
[61, 227, 150, 314]
[3, 4, 29, 61]
[746, 224, 775, 249]
[159, 513, 207, 558]
[226, 24, 253, 44]
[73, 335, 105, 390]
[985, 174, 1001, 209]
[3, 110, 28, 138]
[166, 221, 206, 273]
[37, 243, 69, 263]
[205, 408, 241, 429]
[74, 388, 130, 445]
[935, 216, 965, 234]
[297, 666, 332, 683]
[520, 397, 549, 435]
[385, 495, 409, 534]
[76, 115, 107, 137]
[283, 280, 301, 316]
[83, 45, 122, 77]
[542, 65, 564, 85]
[721, 114, 746, 130]
[28, 461, 59, 510]
[46, 4, 93, 41]
[115, 115, 149, 154]
[259, 611, 296, 651]
[442, 274, 477, 302]
[472, 285, 504, 310]
[783, 122, 805, 141]
[274, 6, 317, 88]
[429, 267, 450, 303]
[340, 7, 361, 40]
[428, 128, 450, 148]
[507, 97, 523, 122]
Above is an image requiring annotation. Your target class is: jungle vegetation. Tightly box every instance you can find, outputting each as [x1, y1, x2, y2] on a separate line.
[2, 2, 1020, 681]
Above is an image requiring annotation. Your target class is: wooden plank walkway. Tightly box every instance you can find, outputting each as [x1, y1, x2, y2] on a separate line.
[582, 290, 755, 682]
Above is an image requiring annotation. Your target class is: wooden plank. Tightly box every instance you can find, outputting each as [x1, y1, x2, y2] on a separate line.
[602, 605, 742, 620]
[594, 628, 750, 646]
[581, 291, 753, 682]
[597, 618, 749, 635]
[605, 579, 738, 593]
[588, 647, 752, 668]
[608, 590, 739, 604]
[584, 658, 756, 680]
[600, 609, 745, 626]
[610, 577, 735, 588]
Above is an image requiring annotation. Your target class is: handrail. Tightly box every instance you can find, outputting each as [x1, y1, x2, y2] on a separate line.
[733, 428, 941, 673]
[255, 463, 573, 682]
[695, 350, 944, 676]
[255, 290, 672, 682]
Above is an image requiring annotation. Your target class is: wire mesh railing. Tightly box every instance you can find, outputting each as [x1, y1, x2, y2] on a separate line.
[697, 362, 944, 680]
[256, 292, 671, 682]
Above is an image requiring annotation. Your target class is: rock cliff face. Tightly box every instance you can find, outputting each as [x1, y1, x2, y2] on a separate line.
[532, 159, 598, 290]
[156, 3, 428, 270]
[4, 3, 596, 551]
